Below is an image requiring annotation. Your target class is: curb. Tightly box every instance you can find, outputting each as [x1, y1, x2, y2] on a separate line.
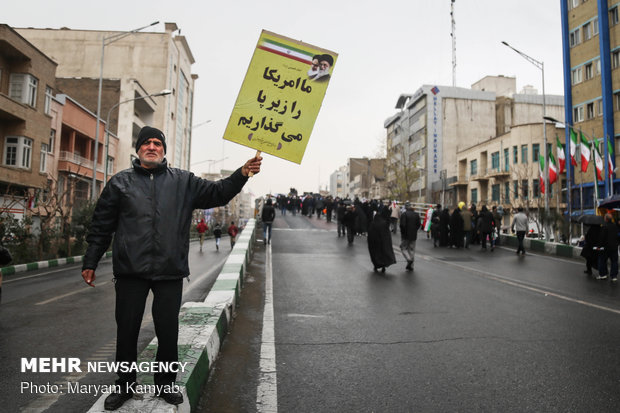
[499, 234, 583, 259]
[87, 220, 256, 412]
[0, 251, 113, 276]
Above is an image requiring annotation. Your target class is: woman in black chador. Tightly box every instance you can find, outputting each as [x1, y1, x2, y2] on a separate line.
[367, 208, 396, 273]
[439, 208, 451, 247]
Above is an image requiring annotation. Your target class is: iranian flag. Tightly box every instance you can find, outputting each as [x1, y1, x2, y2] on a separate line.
[258, 38, 314, 64]
[580, 132, 591, 173]
[556, 135, 566, 174]
[594, 139, 604, 181]
[539, 154, 545, 194]
[548, 152, 558, 185]
[608, 139, 615, 178]
[570, 128, 579, 166]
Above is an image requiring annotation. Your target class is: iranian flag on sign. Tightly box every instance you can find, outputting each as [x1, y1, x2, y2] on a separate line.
[549, 153, 558, 185]
[539, 154, 545, 194]
[556, 135, 566, 174]
[594, 139, 604, 181]
[570, 128, 579, 166]
[580, 132, 591, 173]
[609, 139, 615, 178]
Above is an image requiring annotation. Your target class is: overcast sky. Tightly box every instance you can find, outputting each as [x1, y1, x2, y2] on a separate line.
[5, 0, 565, 198]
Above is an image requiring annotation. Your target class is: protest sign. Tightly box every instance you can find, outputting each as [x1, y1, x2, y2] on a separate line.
[223, 30, 337, 164]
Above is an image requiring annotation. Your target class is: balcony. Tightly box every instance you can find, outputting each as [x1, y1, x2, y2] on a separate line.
[470, 168, 489, 181]
[449, 174, 469, 187]
[486, 166, 510, 179]
[58, 151, 104, 178]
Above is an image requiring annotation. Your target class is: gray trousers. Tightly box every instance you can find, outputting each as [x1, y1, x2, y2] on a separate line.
[400, 239, 417, 263]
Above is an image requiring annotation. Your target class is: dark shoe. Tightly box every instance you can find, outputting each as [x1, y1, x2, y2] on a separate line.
[158, 390, 183, 405]
[104, 390, 133, 410]
[405, 261, 413, 271]
[381, 267, 386, 273]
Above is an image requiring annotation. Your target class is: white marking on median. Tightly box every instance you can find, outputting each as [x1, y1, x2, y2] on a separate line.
[257, 241, 278, 413]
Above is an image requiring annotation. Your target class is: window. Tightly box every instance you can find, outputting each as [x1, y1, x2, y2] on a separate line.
[9, 73, 38, 106]
[585, 63, 593, 80]
[595, 58, 601, 76]
[44, 86, 53, 115]
[587, 102, 595, 119]
[40, 143, 48, 173]
[504, 182, 510, 203]
[513, 146, 518, 164]
[49, 129, 55, 152]
[570, 28, 581, 47]
[492, 184, 500, 202]
[4, 136, 33, 168]
[513, 181, 518, 198]
[107, 157, 114, 176]
[504, 148, 510, 171]
[572, 67, 582, 84]
[533, 179, 540, 197]
[470, 159, 478, 176]
[574, 105, 584, 122]
[491, 151, 500, 170]
[471, 188, 478, 204]
[522, 180, 529, 200]
[521, 145, 528, 164]
[611, 6, 619, 26]
[597, 99, 603, 116]
[533, 144, 540, 163]
[583, 22, 592, 41]
[613, 51, 620, 69]
[593, 17, 599, 35]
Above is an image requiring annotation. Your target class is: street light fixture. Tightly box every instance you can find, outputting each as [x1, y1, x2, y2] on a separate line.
[91, 21, 160, 200]
[103, 89, 171, 183]
[502, 40, 550, 241]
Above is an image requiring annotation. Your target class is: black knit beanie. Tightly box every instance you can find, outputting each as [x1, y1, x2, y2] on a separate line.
[135, 126, 166, 153]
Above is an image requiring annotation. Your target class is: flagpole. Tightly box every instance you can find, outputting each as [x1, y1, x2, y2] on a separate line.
[592, 132, 598, 211]
[579, 128, 584, 237]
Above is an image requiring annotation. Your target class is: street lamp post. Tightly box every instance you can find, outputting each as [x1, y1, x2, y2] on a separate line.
[91, 21, 159, 200]
[103, 89, 171, 184]
[502, 41, 550, 241]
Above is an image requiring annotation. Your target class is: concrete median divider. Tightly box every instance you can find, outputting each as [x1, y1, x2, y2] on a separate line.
[0, 252, 113, 276]
[500, 233, 583, 259]
[87, 219, 256, 412]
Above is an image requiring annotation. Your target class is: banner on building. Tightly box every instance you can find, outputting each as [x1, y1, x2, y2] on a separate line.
[223, 30, 337, 164]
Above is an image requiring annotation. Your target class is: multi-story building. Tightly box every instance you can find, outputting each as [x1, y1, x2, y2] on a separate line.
[385, 76, 564, 207]
[0, 24, 57, 220]
[329, 166, 346, 198]
[345, 157, 385, 199]
[16, 23, 197, 192]
[560, 0, 620, 206]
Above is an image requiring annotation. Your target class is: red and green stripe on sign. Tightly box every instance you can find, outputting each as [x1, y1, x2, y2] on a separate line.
[259, 38, 314, 64]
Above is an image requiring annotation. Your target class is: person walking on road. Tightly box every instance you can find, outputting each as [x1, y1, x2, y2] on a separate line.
[400, 202, 421, 271]
[336, 200, 347, 237]
[477, 205, 494, 251]
[597, 213, 620, 281]
[261, 198, 276, 244]
[461, 204, 473, 249]
[80, 126, 262, 411]
[367, 207, 396, 273]
[343, 204, 357, 245]
[581, 223, 601, 276]
[511, 207, 528, 255]
[228, 221, 239, 249]
[197, 219, 208, 251]
[213, 223, 222, 251]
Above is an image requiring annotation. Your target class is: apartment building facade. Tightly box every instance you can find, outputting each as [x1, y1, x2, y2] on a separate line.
[561, 0, 620, 202]
[16, 23, 197, 189]
[0, 24, 57, 219]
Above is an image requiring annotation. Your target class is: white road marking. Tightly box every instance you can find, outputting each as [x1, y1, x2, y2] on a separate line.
[256, 242, 278, 413]
[3, 265, 83, 283]
[35, 281, 110, 305]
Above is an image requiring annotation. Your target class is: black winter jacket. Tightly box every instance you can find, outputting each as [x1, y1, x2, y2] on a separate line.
[82, 159, 248, 279]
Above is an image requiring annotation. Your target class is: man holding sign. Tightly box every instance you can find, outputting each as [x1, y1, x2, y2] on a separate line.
[81, 126, 261, 410]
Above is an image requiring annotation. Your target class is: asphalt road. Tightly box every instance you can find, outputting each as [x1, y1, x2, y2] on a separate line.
[200, 212, 620, 413]
[0, 237, 230, 413]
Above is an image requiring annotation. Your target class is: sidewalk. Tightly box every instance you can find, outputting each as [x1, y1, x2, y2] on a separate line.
[500, 233, 583, 259]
